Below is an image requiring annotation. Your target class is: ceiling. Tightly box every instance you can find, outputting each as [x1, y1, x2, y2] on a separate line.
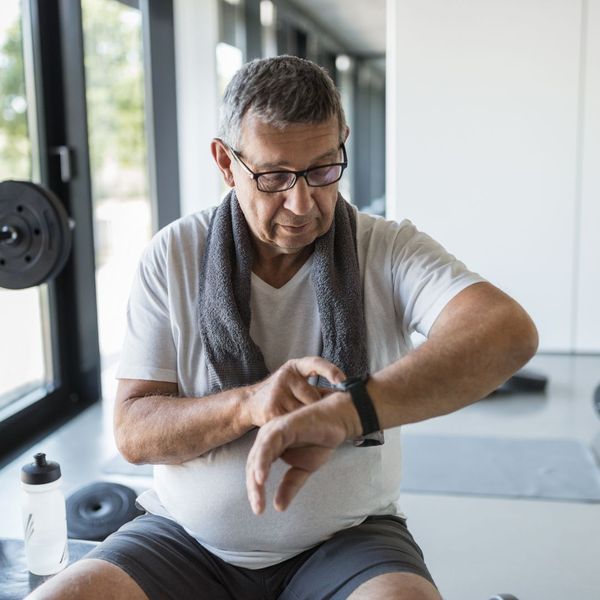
[288, 0, 386, 56]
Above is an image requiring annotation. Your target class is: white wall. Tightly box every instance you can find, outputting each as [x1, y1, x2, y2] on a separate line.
[387, 0, 600, 353]
[173, 0, 222, 216]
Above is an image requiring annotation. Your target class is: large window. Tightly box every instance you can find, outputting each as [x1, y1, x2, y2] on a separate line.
[0, 0, 54, 417]
[0, 0, 179, 459]
[1, 0, 103, 459]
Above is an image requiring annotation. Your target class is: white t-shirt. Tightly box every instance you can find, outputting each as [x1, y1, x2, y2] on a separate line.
[117, 205, 484, 568]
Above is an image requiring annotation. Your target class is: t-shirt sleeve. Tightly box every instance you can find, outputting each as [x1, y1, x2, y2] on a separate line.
[391, 221, 486, 337]
[116, 233, 178, 383]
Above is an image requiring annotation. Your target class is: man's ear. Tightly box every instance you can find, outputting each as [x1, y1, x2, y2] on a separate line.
[343, 126, 350, 143]
[211, 139, 235, 187]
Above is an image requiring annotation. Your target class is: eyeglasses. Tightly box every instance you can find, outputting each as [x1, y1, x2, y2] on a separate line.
[223, 141, 348, 193]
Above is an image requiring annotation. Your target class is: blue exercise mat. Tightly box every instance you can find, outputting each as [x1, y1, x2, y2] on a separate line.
[401, 434, 600, 503]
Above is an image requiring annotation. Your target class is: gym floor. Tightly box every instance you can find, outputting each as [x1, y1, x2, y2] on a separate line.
[0, 353, 599, 600]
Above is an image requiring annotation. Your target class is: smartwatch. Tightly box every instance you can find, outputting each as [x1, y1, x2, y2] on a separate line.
[335, 374, 382, 441]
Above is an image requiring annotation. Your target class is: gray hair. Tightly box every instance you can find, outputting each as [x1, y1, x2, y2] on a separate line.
[218, 55, 347, 148]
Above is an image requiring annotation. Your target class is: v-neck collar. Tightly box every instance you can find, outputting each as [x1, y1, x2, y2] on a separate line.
[251, 255, 313, 293]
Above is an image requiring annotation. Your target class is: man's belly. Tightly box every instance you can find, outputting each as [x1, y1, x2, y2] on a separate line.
[153, 430, 398, 563]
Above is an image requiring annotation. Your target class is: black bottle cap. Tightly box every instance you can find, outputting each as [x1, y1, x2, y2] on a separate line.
[21, 452, 62, 485]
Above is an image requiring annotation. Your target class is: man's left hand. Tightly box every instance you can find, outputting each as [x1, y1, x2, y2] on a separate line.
[245, 393, 358, 514]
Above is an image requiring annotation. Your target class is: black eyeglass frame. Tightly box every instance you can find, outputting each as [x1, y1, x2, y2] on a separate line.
[221, 140, 348, 193]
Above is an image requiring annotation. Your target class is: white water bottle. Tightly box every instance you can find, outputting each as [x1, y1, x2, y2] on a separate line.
[21, 452, 69, 575]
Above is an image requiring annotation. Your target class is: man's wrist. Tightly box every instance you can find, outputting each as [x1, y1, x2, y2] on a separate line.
[327, 390, 363, 440]
[236, 383, 259, 432]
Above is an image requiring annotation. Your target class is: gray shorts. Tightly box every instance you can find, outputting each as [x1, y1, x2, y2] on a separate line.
[86, 513, 436, 600]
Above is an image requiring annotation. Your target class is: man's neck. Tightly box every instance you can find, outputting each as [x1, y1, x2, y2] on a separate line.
[252, 245, 314, 289]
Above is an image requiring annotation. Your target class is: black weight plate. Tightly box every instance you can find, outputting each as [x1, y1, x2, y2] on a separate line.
[66, 482, 143, 542]
[489, 368, 548, 396]
[504, 368, 547, 393]
[0, 180, 72, 290]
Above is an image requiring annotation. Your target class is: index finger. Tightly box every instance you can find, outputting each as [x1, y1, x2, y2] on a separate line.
[290, 356, 346, 385]
[246, 423, 288, 515]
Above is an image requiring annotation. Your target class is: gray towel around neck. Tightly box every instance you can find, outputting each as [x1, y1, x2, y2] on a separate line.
[197, 190, 383, 444]
[198, 188, 368, 392]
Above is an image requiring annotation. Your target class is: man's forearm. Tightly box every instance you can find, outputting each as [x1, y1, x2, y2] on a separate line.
[365, 283, 539, 432]
[115, 356, 345, 465]
[115, 387, 255, 465]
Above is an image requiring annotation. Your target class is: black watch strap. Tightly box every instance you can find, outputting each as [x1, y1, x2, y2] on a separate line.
[339, 375, 381, 436]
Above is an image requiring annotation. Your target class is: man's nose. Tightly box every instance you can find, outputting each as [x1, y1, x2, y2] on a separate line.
[282, 176, 314, 215]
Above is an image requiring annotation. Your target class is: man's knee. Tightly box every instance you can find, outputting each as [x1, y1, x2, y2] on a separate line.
[26, 558, 148, 600]
[348, 571, 442, 600]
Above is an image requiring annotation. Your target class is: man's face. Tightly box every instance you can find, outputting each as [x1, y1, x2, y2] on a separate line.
[227, 114, 345, 259]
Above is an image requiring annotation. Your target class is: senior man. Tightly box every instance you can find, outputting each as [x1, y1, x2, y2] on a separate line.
[30, 56, 538, 600]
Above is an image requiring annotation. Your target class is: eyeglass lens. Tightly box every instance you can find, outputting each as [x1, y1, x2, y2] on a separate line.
[257, 164, 343, 192]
